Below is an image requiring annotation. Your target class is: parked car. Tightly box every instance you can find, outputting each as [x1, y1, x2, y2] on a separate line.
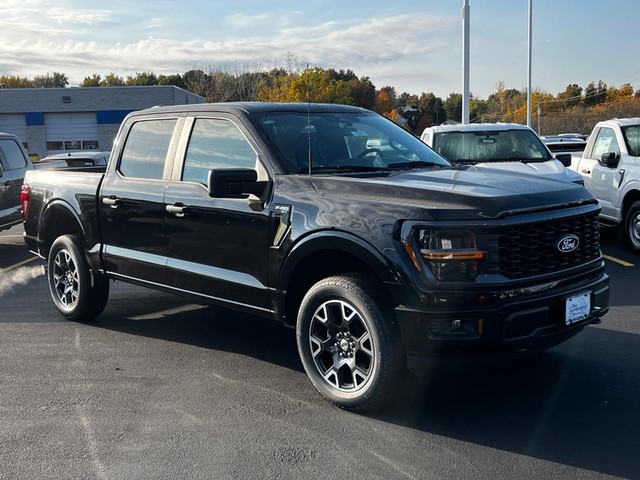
[0, 132, 32, 232]
[569, 118, 640, 252]
[421, 123, 583, 184]
[34, 151, 110, 169]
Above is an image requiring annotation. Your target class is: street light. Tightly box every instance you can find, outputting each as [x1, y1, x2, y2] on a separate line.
[527, 0, 533, 127]
[462, 0, 470, 124]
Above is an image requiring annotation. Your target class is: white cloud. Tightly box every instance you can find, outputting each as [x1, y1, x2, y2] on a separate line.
[225, 13, 270, 27]
[0, 7, 460, 95]
[46, 7, 111, 25]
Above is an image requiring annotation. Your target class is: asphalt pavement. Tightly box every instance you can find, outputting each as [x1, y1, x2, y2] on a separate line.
[1, 224, 639, 480]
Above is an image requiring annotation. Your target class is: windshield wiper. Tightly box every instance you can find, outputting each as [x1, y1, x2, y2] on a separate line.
[387, 160, 448, 170]
[298, 165, 390, 174]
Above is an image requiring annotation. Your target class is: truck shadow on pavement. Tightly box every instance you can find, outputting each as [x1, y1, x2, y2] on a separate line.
[93, 285, 639, 479]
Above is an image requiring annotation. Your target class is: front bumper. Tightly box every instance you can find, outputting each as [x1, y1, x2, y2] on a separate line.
[392, 270, 609, 360]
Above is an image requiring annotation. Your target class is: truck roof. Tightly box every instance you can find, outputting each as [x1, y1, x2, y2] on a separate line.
[595, 117, 640, 127]
[423, 122, 533, 134]
[127, 102, 370, 118]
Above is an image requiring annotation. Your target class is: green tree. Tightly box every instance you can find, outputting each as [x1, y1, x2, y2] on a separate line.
[443, 93, 463, 122]
[81, 74, 102, 87]
[101, 73, 125, 86]
[258, 67, 352, 104]
[157, 74, 186, 89]
[347, 76, 376, 109]
[417, 92, 446, 127]
[289, 67, 352, 104]
[126, 71, 158, 86]
[584, 80, 607, 106]
[0, 75, 32, 87]
[557, 84, 583, 108]
[32, 72, 68, 88]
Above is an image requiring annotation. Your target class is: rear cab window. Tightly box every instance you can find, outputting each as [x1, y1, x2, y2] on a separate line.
[118, 119, 178, 180]
[0, 138, 28, 171]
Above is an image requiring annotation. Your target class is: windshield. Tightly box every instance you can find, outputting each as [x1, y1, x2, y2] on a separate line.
[249, 111, 451, 174]
[433, 129, 552, 164]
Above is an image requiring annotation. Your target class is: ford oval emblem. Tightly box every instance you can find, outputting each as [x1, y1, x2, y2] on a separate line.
[557, 234, 580, 253]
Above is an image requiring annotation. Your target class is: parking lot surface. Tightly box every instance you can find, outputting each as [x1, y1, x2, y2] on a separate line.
[1, 225, 639, 479]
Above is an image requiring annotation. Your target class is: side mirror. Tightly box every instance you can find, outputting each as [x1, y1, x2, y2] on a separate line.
[208, 168, 267, 199]
[600, 152, 620, 168]
[0, 164, 3, 178]
[555, 153, 572, 167]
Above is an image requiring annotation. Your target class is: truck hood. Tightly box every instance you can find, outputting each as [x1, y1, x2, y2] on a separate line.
[309, 167, 594, 220]
[473, 159, 583, 183]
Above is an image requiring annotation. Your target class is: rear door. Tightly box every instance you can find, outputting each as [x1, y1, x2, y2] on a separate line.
[0, 137, 30, 229]
[99, 116, 183, 285]
[163, 115, 272, 313]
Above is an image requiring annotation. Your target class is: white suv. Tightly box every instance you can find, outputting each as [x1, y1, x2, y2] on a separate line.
[420, 123, 583, 184]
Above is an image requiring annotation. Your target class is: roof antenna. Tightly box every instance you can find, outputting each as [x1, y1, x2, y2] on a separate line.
[306, 63, 312, 176]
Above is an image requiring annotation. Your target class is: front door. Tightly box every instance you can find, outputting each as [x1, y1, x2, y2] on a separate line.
[163, 117, 272, 313]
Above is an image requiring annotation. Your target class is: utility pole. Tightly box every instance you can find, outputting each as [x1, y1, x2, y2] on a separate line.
[527, 0, 533, 127]
[462, 0, 470, 124]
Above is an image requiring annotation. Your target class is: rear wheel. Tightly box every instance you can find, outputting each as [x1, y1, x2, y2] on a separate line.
[48, 234, 109, 321]
[296, 273, 405, 412]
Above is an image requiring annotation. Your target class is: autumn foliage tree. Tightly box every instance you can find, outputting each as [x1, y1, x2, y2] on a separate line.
[5, 59, 640, 136]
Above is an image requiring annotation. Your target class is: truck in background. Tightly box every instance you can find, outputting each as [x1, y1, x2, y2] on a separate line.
[569, 117, 640, 252]
[420, 123, 583, 184]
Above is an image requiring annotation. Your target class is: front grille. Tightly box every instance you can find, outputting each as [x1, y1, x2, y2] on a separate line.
[497, 211, 600, 279]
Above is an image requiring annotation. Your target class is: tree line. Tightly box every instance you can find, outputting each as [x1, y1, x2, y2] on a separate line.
[2, 62, 640, 136]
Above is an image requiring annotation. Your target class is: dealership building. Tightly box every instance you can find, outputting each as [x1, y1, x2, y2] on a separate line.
[0, 86, 205, 159]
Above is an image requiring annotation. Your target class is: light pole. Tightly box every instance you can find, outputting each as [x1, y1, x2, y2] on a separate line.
[462, 0, 470, 124]
[527, 0, 533, 127]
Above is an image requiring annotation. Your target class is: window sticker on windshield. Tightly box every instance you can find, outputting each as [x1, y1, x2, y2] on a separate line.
[350, 131, 369, 136]
[480, 138, 496, 144]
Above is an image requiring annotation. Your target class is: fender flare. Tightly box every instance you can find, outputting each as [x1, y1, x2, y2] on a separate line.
[278, 230, 397, 290]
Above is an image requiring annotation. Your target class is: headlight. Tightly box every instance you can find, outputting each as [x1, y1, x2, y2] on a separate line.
[403, 229, 487, 281]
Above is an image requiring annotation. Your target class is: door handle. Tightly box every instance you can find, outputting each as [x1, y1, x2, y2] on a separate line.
[166, 204, 188, 217]
[102, 196, 121, 208]
[580, 168, 591, 174]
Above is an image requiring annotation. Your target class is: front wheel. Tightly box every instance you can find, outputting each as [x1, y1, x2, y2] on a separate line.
[624, 200, 640, 253]
[48, 234, 109, 321]
[296, 274, 405, 412]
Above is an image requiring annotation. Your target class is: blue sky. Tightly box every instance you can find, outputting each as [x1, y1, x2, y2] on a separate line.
[2, 0, 640, 100]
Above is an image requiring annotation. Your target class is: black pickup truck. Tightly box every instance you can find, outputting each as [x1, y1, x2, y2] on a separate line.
[22, 103, 609, 411]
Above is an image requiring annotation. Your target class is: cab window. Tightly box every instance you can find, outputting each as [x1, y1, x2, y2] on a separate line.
[591, 127, 620, 160]
[119, 119, 177, 180]
[182, 118, 257, 185]
[0, 139, 27, 170]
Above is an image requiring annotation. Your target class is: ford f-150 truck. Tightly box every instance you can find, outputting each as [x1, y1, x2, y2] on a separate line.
[570, 117, 640, 252]
[22, 103, 609, 411]
[420, 123, 583, 184]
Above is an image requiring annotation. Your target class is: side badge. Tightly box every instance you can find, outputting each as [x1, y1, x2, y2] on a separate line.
[272, 204, 292, 247]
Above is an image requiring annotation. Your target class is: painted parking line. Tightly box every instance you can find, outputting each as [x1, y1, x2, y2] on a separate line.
[0, 256, 39, 274]
[603, 254, 635, 267]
